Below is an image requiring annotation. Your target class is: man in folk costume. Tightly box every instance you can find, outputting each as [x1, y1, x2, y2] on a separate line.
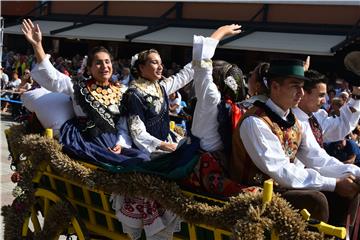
[230, 59, 360, 226]
[294, 69, 360, 148]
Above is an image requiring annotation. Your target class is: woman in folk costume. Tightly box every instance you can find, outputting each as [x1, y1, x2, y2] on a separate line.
[122, 49, 194, 156]
[22, 19, 149, 169]
[111, 50, 195, 240]
[181, 24, 260, 197]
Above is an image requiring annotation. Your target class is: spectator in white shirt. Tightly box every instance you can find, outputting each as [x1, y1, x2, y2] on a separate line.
[1, 71, 22, 112]
[168, 91, 182, 115]
[7, 72, 22, 89]
[0, 67, 9, 89]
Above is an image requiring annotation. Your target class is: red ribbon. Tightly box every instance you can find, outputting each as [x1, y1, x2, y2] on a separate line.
[226, 99, 243, 131]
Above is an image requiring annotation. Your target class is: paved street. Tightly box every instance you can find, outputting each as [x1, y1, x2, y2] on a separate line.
[0, 113, 17, 238]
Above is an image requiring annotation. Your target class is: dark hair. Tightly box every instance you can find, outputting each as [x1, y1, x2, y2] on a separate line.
[252, 62, 270, 93]
[328, 89, 336, 95]
[86, 46, 112, 68]
[212, 60, 246, 102]
[130, 49, 160, 79]
[303, 69, 328, 93]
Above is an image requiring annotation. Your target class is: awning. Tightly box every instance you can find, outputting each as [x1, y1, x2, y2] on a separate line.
[5, 21, 346, 56]
[132, 27, 345, 56]
[53, 23, 147, 42]
[132, 27, 215, 46]
[221, 31, 346, 56]
[4, 20, 148, 42]
[4, 20, 73, 37]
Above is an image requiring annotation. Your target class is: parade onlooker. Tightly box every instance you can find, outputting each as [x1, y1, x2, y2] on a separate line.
[1, 71, 22, 112]
[0, 66, 9, 89]
[168, 91, 182, 115]
[340, 91, 350, 103]
[325, 139, 360, 167]
[119, 67, 131, 87]
[329, 97, 344, 117]
[323, 88, 336, 112]
[13, 54, 29, 77]
[18, 69, 33, 93]
[7, 72, 22, 89]
[349, 127, 360, 146]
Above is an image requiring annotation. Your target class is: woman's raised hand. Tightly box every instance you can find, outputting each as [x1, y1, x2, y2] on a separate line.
[21, 19, 42, 47]
[210, 24, 242, 41]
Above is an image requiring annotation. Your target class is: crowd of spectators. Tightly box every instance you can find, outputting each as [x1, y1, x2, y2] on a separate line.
[0, 48, 185, 116]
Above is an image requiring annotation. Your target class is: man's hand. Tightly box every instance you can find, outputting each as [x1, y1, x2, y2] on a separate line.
[335, 175, 360, 199]
[21, 19, 42, 47]
[108, 144, 122, 154]
[158, 142, 177, 152]
[210, 24, 241, 41]
[304, 56, 310, 71]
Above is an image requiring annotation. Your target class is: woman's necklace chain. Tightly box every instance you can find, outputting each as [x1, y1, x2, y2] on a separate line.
[88, 82, 121, 106]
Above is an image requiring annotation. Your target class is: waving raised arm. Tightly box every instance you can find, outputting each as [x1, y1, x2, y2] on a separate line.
[210, 24, 241, 41]
[21, 19, 46, 64]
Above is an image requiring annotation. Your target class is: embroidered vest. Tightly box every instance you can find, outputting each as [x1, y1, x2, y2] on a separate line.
[124, 80, 171, 141]
[73, 76, 122, 136]
[230, 105, 302, 185]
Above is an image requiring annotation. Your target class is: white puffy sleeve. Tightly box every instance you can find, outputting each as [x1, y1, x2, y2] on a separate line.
[30, 55, 74, 96]
[160, 63, 194, 95]
[190, 35, 223, 152]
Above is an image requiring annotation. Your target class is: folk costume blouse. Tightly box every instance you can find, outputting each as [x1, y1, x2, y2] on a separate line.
[122, 63, 194, 155]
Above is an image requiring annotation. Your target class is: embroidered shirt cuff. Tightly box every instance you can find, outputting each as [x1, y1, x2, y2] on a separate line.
[322, 177, 337, 192]
[192, 35, 219, 62]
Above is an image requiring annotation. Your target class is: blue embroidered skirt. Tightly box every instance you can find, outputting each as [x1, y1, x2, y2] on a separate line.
[59, 118, 150, 170]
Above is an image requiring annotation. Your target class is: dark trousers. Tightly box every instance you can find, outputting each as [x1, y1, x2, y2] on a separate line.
[280, 190, 359, 226]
